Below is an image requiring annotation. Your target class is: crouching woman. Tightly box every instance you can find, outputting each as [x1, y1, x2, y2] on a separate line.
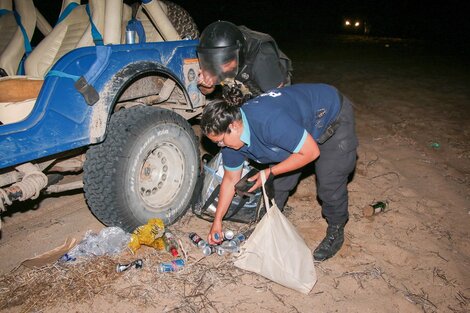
[200, 83, 358, 261]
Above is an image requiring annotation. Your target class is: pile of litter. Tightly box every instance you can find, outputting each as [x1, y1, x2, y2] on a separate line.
[0, 247, 252, 312]
[0, 221, 260, 312]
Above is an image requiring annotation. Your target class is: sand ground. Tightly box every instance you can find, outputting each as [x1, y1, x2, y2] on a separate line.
[0, 35, 469, 313]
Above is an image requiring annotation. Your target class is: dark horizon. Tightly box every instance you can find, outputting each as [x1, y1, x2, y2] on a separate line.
[172, 0, 468, 50]
[33, 0, 469, 52]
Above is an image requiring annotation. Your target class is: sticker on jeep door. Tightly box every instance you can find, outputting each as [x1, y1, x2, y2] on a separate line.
[183, 58, 205, 108]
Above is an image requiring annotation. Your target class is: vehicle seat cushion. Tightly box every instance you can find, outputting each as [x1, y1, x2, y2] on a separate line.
[0, 75, 43, 102]
[24, 0, 106, 78]
[24, 5, 88, 78]
[0, 11, 16, 57]
[0, 98, 35, 125]
[0, 0, 37, 76]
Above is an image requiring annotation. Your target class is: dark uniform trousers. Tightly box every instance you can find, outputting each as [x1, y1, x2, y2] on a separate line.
[272, 95, 358, 225]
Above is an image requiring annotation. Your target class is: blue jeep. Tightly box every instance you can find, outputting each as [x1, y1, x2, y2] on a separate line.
[0, 0, 204, 231]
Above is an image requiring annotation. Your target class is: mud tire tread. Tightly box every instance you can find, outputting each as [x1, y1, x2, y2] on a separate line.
[83, 106, 199, 232]
[163, 0, 199, 39]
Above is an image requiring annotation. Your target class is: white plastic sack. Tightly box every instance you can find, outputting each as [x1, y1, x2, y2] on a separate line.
[234, 171, 317, 294]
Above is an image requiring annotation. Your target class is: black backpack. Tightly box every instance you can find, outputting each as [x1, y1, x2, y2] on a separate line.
[238, 25, 293, 89]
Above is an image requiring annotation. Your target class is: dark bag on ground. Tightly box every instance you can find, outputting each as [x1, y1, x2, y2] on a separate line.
[193, 153, 265, 224]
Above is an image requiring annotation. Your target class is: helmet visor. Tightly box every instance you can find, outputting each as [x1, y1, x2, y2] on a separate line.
[198, 46, 239, 84]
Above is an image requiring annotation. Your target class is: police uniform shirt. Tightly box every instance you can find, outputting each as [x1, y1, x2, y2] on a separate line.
[222, 83, 342, 171]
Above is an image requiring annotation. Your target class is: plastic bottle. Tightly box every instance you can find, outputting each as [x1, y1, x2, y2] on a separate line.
[221, 240, 235, 249]
[229, 233, 246, 247]
[163, 231, 179, 257]
[216, 244, 239, 256]
[157, 258, 185, 273]
[60, 227, 131, 262]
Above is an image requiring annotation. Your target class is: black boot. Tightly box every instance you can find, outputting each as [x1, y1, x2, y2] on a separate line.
[313, 223, 345, 261]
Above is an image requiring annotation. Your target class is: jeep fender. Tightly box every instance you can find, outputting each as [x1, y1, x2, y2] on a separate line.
[89, 60, 190, 143]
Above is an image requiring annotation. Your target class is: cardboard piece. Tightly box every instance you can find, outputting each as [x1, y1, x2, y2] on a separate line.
[21, 237, 77, 268]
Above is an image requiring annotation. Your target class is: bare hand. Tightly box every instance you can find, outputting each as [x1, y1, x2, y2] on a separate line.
[198, 70, 216, 89]
[247, 168, 271, 193]
[208, 219, 223, 244]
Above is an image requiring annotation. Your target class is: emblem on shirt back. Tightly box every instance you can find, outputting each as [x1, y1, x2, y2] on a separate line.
[260, 91, 282, 98]
[316, 108, 326, 118]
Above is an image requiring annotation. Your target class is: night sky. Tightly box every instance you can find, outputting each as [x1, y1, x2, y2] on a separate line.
[33, 0, 469, 51]
[173, 0, 469, 49]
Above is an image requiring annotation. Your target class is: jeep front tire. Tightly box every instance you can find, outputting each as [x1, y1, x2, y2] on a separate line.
[84, 106, 199, 232]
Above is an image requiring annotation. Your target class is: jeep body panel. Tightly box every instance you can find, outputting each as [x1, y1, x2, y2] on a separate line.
[0, 39, 199, 169]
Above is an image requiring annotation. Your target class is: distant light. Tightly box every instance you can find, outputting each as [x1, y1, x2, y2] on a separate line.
[355, 21, 360, 27]
[345, 20, 351, 26]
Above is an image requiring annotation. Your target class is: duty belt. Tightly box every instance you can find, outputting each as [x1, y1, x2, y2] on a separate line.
[317, 94, 343, 145]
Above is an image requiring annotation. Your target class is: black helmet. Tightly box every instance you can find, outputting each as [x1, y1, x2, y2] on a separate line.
[197, 21, 245, 84]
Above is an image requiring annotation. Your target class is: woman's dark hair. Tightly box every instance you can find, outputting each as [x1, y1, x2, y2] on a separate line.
[200, 100, 242, 135]
[222, 83, 251, 106]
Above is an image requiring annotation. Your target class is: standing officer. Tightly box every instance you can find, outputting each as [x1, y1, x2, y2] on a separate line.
[200, 83, 358, 261]
[197, 20, 292, 105]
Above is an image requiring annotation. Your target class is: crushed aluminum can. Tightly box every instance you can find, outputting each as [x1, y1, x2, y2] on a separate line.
[224, 230, 234, 240]
[202, 244, 217, 256]
[116, 259, 143, 273]
[188, 232, 208, 248]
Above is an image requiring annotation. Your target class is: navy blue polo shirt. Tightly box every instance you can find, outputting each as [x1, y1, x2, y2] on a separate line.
[222, 83, 342, 171]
